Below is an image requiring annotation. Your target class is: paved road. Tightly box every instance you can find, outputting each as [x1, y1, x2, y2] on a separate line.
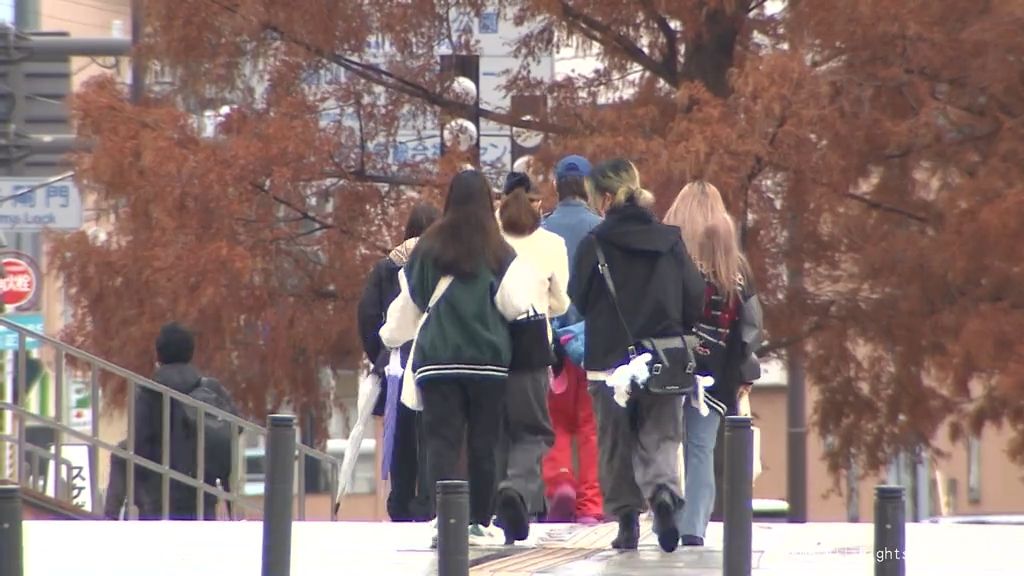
[22, 518, 1021, 575]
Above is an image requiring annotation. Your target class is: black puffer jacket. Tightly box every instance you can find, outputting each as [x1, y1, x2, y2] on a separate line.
[570, 203, 706, 372]
[357, 239, 416, 416]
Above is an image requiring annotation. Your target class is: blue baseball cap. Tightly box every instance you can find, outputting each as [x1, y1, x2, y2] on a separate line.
[555, 155, 592, 180]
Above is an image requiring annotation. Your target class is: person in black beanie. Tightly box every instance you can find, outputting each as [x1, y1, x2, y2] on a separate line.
[357, 202, 441, 522]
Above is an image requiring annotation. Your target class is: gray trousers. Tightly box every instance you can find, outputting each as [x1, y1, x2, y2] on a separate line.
[590, 382, 684, 518]
[497, 368, 555, 515]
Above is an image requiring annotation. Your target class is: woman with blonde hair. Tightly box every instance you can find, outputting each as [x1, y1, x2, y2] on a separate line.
[569, 158, 705, 552]
[663, 181, 764, 548]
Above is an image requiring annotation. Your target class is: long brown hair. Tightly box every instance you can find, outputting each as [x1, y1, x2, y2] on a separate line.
[417, 170, 513, 279]
[499, 189, 541, 236]
[695, 212, 749, 302]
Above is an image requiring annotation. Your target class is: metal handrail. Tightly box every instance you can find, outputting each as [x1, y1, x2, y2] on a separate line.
[0, 318, 341, 521]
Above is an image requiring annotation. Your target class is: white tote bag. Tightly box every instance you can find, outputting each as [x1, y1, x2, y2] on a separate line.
[400, 276, 453, 411]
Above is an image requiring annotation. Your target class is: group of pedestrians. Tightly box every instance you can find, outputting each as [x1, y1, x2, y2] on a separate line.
[358, 153, 763, 552]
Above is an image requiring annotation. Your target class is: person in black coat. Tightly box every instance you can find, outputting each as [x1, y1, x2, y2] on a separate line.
[357, 202, 440, 522]
[569, 158, 705, 553]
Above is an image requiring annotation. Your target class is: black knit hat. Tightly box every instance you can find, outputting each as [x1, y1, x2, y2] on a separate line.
[502, 171, 532, 195]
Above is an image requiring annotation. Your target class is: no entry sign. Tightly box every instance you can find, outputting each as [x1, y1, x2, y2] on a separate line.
[2, 255, 38, 310]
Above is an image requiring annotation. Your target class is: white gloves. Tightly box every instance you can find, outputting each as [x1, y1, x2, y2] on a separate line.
[605, 354, 717, 413]
[606, 353, 652, 407]
[691, 375, 716, 416]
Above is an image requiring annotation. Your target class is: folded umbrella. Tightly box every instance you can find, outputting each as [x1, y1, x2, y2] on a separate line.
[333, 371, 382, 516]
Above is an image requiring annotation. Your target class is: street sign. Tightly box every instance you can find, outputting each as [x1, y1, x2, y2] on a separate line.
[0, 176, 82, 229]
[1, 255, 37, 309]
[0, 312, 42, 350]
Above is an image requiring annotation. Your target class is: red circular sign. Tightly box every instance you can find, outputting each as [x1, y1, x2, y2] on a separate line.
[2, 257, 37, 308]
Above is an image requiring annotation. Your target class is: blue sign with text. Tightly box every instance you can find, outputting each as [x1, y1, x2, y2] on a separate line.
[0, 313, 43, 350]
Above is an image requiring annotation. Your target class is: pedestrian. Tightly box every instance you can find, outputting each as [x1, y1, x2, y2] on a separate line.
[103, 440, 131, 520]
[134, 322, 238, 520]
[380, 169, 534, 546]
[357, 202, 441, 522]
[570, 158, 705, 552]
[539, 155, 605, 524]
[663, 181, 764, 547]
[494, 171, 571, 543]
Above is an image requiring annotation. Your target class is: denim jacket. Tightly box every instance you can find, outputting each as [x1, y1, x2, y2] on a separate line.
[542, 199, 602, 328]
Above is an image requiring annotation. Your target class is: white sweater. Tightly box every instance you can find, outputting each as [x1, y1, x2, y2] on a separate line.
[501, 227, 571, 323]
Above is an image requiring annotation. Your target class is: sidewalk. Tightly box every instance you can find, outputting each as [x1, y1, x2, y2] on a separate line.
[21, 518, 1022, 575]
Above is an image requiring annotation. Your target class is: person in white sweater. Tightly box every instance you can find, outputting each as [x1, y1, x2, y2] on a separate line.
[493, 171, 571, 545]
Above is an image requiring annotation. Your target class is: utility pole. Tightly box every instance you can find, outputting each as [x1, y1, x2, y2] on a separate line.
[14, 0, 39, 33]
[130, 0, 145, 104]
[785, 194, 808, 523]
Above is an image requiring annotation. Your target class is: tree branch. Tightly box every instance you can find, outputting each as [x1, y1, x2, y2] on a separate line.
[757, 301, 837, 356]
[748, 0, 771, 14]
[558, 1, 676, 86]
[251, 182, 336, 230]
[638, 0, 680, 85]
[264, 26, 571, 135]
[202, 0, 572, 134]
[842, 191, 929, 224]
[739, 114, 787, 248]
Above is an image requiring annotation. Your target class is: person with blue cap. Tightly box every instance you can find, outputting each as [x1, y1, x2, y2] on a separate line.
[539, 154, 605, 525]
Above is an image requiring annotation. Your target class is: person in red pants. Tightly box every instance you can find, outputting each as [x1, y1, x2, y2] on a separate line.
[540, 155, 604, 523]
[543, 359, 603, 523]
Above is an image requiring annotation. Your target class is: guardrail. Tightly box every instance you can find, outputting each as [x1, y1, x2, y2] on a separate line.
[0, 318, 340, 521]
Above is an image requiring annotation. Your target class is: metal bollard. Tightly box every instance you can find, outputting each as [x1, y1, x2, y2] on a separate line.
[436, 480, 469, 576]
[0, 484, 24, 576]
[723, 416, 753, 576]
[262, 414, 297, 576]
[874, 486, 906, 576]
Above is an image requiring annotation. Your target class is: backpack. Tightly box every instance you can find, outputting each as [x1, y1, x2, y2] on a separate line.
[693, 277, 741, 378]
[181, 377, 238, 483]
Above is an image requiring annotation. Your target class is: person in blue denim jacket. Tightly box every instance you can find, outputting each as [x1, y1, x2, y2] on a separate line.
[540, 155, 605, 524]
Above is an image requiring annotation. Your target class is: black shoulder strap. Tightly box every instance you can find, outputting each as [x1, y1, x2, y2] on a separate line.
[594, 241, 638, 359]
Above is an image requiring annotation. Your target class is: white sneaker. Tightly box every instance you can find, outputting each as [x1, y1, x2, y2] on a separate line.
[431, 521, 501, 548]
[468, 523, 501, 546]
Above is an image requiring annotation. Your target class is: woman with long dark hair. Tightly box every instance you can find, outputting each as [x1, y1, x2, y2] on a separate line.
[381, 169, 533, 544]
[357, 201, 441, 522]
[570, 159, 705, 553]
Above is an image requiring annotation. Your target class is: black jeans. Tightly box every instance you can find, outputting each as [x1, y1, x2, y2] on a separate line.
[386, 403, 431, 522]
[421, 377, 507, 526]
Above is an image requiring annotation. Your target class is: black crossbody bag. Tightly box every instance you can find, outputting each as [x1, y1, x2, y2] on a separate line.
[595, 241, 697, 396]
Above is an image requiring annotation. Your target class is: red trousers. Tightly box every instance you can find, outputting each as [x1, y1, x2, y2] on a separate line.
[542, 361, 603, 519]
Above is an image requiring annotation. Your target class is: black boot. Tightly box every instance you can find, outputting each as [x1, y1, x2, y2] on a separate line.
[611, 511, 640, 550]
[651, 487, 680, 553]
[496, 488, 530, 545]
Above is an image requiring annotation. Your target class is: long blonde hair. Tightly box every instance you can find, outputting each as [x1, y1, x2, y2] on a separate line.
[590, 158, 656, 209]
[664, 180, 727, 256]
[664, 180, 748, 301]
[696, 213, 748, 301]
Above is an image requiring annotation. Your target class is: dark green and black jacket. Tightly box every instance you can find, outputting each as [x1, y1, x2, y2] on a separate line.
[380, 245, 533, 383]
